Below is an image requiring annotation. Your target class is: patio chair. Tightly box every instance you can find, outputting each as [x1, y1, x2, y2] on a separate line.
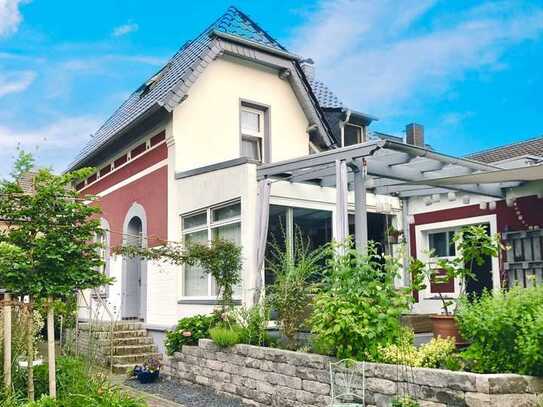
[329, 359, 366, 406]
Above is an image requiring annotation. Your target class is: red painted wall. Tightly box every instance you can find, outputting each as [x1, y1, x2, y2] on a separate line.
[82, 143, 167, 196]
[82, 142, 169, 249]
[94, 166, 167, 248]
[409, 195, 543, 293]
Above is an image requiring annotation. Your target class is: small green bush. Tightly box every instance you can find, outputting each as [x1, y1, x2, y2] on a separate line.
[391, 395, 420, 407]
[235, 304, 271, 346]
[165, 313, 219, 355]
[310, 242, 415, 360]
[209, 326, 243, 348]
[456, 285, 543, 376]
[378, 336, 456, 369]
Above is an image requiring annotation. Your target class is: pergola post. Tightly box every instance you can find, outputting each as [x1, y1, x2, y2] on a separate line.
[335, 160, 349, 244]
[353, 158, 368, 253]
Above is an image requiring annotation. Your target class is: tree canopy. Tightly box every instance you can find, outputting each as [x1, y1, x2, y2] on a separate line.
[0, 152, 112, 298]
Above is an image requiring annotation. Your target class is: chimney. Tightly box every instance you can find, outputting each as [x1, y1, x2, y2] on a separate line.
[405, 123, 425, 147]
[300, 58, 315, 82]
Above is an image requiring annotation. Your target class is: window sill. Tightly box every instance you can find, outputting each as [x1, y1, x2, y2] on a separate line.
[177, 298, 242, 305]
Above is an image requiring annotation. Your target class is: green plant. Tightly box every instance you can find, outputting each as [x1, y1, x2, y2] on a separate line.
[209, 326, 243, 348]
[432, 225, 501, 315]
[115, 238, 242, 312]
[165, 313, 219, 355]
[377, 331, 456, 369]
[235, 304, 270, 346]
[266, 229, 324, 349]
[391, 395, 420, 407]
[310, 241, 415, 360]
[456, 285, 543, 376]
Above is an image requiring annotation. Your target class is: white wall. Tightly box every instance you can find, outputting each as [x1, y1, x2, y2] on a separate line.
[172, 55, 310, 173]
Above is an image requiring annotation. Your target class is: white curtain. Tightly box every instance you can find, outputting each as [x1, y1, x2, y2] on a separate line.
[335, 159, 349, 244]
[254, 179, 272, 301]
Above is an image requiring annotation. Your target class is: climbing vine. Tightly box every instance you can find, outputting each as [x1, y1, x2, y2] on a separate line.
[114, 238, 242, 311]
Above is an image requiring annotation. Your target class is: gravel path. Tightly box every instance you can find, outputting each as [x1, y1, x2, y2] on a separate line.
[125, 378, 244, 407]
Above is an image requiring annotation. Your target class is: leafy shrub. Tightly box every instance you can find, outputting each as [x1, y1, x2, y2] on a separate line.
[165, 313, 219, 355]
[456, 285, 543, 375]
[391, 395, 420, 407]
[266, 230, 324, 349]
[209, 326, 243, 348]
[8, 356, 146, 406]
[310, 242, 414, 360]
[235, 304, 271, 346]
[378, 336, 456, 369]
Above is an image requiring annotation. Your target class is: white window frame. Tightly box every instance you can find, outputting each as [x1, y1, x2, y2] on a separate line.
[240, 105, 265, 162]
[415, 215, 500, 302]
[180, 200, 241, 300]
[342, 123, 364, 147]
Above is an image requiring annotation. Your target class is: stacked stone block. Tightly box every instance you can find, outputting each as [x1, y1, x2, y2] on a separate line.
[162, 339, 543, 407]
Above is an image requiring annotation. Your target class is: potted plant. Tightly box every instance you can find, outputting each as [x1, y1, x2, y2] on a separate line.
[386, 225, 403, 244]
[428, 225, 502, 345]
[134, 356, 161, 384]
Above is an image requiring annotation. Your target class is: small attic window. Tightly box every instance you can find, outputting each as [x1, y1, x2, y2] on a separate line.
[139, 63, 170, 98]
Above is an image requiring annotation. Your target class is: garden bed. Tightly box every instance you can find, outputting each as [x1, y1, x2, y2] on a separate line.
[163, 339, 543, 407]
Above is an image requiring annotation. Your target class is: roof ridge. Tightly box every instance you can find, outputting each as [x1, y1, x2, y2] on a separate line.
[228, 6, 287, 51]
[466, 135, 543, 157]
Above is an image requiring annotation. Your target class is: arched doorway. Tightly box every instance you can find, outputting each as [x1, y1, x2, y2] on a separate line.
[123, 216, 144, 320]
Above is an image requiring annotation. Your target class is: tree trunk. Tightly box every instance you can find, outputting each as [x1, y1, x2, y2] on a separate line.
[26, 296, 34, 402]
[3, 293, 12, 393]
[47, 297, 56, 398]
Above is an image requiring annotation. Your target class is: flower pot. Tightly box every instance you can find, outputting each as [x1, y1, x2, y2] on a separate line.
[430, 315, 468, 347]
[137, 370, 159, 384]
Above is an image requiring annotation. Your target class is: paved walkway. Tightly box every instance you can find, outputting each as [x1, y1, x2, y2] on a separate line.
[122, 384, 184, 407]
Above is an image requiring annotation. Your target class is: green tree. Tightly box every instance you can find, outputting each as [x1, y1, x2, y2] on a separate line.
[0, 153, 112, 400]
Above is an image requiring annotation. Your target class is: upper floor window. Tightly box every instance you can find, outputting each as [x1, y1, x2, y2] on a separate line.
[241, 105, 264, 162]
[343, 124, 363, 147]
[428, 230, 456, 258]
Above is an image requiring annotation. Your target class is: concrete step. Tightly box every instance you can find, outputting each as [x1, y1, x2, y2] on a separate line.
[90, 329, 149, 340]
[113, 337, 154, 346]
[112, 363, 136, 375]
[79, 322, 144, 332]
[111, 353, 162, 365]
[113, 344, 158, 356]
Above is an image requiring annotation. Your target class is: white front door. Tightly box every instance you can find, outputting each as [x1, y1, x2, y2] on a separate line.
[123, 255, 141, 319]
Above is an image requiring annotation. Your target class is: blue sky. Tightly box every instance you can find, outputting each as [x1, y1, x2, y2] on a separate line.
[0, 0, 542, 176]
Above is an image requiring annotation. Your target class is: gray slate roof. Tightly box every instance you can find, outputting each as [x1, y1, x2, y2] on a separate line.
[69, 7, 288, 169]
[309, 80, 343, 108]
[466, 136, 543, 164]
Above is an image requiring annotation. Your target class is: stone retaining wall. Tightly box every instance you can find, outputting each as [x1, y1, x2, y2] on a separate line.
[162, 339, 542, 407]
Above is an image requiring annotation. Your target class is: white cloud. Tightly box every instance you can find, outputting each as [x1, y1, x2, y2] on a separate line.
[112, 23, 139, 37]
[0, 116, 99, 149]
[0, 70, 35, 97]
[0, 0, 28, 37]
[290, 0, 543, 117]
[0, 116, 101, 175]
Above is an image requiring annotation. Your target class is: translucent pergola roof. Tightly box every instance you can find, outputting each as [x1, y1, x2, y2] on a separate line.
[257, 139, 521, 199]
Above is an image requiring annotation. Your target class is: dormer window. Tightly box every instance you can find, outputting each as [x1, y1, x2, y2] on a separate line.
[343, 123, 363, 147]
[241, 105, 264, 162]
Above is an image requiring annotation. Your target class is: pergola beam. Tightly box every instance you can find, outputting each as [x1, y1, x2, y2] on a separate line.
[258, 140, 384, 179]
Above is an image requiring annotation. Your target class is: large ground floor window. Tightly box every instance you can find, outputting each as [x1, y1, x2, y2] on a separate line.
[181, 201, 241, 298]
[265, 205, 333, 285]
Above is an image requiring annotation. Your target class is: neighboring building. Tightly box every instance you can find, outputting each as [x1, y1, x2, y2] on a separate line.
[72, 7, 402, 347]
[405, 131, 543, 314]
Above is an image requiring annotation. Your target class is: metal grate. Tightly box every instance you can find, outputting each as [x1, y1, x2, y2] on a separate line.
[503, 229, 543, 287]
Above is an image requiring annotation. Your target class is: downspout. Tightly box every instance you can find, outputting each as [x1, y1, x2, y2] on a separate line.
[339, 108, 352, 147]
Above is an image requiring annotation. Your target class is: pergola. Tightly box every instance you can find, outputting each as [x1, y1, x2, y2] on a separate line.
[256, 139, 522, 252]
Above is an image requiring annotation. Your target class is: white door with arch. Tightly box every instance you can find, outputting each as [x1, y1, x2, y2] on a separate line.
[122, 203, 148, 320]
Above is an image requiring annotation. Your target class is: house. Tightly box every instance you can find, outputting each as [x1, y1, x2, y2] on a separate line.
[71, 7, 404, 350]
[402, 129, 543, 314]
[71, 6, 541, 351]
